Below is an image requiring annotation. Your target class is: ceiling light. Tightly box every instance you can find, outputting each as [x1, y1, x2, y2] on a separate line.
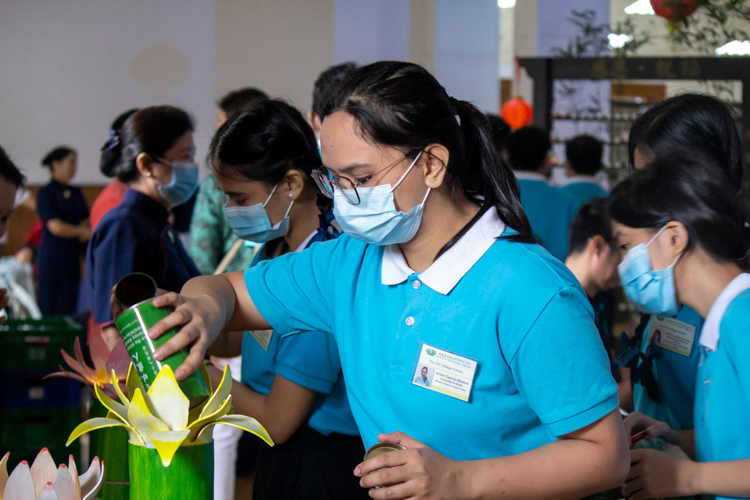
[497, 0, 516, 8]
[625, 0, 655, 15]
[715, 40, 750, 55]
[608, 33, 634, 49]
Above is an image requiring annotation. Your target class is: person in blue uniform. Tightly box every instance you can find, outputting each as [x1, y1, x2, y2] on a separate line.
[505, 126, 577, 261]
[204, 99, 367, 500]
[36, 146, 90, 316]
[609, 152, 750, 500]
[148, 62, 629, 499]
[560, 135, 608, 213]
[622, 93, 744, 433]
[86, 106, 200, 339]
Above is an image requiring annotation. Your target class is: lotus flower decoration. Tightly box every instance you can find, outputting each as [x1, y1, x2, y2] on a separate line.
[1, 448, 104, 500]
[67, 363, 273, 467]
[45, 325, 130, 397]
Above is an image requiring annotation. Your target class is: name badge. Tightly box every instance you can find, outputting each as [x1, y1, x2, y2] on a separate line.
[648, 316, 696, 357]
[250, 330, 273, 351]
[411, 343, 478, 402]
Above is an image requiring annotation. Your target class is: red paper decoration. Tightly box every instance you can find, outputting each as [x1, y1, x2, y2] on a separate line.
[501, 97, 533, 130]
[650, 0, 698, 23]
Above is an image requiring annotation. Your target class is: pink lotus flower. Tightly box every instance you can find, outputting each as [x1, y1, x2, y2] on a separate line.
[1, 448, 104, 500]
[45, 325, 129, 398]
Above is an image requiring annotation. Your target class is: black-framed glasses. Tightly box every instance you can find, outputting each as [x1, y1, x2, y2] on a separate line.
[311, 151, 419, 206]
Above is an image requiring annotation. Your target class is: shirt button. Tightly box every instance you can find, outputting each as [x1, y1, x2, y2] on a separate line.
[412, 280, 422, 290]
[704, 378, 711, 386]
[405, 316, 415, 326]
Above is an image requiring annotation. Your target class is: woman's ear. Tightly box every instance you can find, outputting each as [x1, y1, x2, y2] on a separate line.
[422, 144, 449, 189]
[136, 153, 154, 178]
[283, 169, 306, 200]
[666, 221, 689, 257]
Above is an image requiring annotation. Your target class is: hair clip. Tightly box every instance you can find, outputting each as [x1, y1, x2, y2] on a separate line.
[101, 130, 120, 151]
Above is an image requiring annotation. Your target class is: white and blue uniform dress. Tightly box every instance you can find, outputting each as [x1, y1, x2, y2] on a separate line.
[695, 273, 750, 500]
[242, 211, 368, 500]
[244, 207, 619, 460]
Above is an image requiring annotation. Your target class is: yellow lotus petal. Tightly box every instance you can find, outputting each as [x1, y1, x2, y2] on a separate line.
[30, 448, 56, 498]
[112, 369, 132, 408]
[67, 455, 80, 500]
[196, 414, 274, 447]
[95, 384, 128, 423]
[199, 362, 213, 394]
[187, 398, 208, 425]
[0, 451, 9, 500]
[128, 389, 169, 435]
[66, 418, 141, 447]
[186, 395, 232, 443]
[199, 364, 232, 419]
[144, 430, 190, 467]
[126, 363, 146, 400]
[147, 366, 189, 431]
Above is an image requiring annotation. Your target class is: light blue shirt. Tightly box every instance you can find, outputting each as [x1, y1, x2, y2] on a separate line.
[240, 221, 359, 437]
[559, 178, 608, 214]
[633, 307, 703, 430]
[244, 208, 619, 460]
[414, 376, 430, 387]
[695, 275, 750, 500]
[515, 173, 578, 261]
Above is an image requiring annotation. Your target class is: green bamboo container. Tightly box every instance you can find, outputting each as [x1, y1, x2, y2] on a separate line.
[128, 442, 213, 500]
[88, 399, 130, 500]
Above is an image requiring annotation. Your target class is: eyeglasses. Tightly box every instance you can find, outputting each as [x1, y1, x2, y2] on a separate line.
[311, 151, 419, 206]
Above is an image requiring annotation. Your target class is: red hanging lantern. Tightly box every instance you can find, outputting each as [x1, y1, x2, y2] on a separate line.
[501, 97, 533, 130]
[650, 0, 698, 30]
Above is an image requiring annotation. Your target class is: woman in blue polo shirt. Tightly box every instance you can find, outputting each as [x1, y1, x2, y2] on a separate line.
[149, 61, 629, 499]
[610, 152, 750, 500]
[624, 94, 743, 431]
[205, 99, 366, 499]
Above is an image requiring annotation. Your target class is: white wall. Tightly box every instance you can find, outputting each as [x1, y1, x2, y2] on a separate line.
[0, 0, 216, 185]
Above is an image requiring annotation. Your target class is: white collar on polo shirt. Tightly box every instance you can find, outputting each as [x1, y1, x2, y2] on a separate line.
[380, 207, 506, 295]
[513, 171, 548, 183]
[699, 273, 750, 352]
[566, 175, 599, 185]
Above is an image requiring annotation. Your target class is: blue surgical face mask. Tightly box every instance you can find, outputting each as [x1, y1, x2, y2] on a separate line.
[618, 225, 682, 316]
[333, 152, 429, 246]
[223, 183, 294, 243]
[156, 159, 200, 209]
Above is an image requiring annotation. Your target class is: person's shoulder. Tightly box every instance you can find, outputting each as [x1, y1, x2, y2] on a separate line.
[484, 233, 582, 295]
[92, 203, 140, 239]
[722, 289, 750, 337]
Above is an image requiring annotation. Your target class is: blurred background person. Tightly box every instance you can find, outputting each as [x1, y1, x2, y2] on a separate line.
[506, 126, 577, 261]
[188, 87, 269, 276]
[561, 134, 608, 213]
[35, 146, 90, 316]
[307, 62, 357, 146]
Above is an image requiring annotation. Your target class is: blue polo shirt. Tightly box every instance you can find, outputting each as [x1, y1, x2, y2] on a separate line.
[695, 274, 750, 500]
[559, 179, 608, 214]
[633, 307, 703, 430]
[241, 213, 359, 437]
[515, 172, 578, 261]
[244, 208, 619, 460]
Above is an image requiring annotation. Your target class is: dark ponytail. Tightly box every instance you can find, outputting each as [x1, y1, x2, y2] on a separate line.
[321, 61, 533, 258]
[100, 108, 139, 178]
[610, 149, 750, 270]
[208, 99, 330, 214]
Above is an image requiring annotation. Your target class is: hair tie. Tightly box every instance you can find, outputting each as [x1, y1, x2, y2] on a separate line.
[448, 96, 461, 125]
[101, 130, 120, 152]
